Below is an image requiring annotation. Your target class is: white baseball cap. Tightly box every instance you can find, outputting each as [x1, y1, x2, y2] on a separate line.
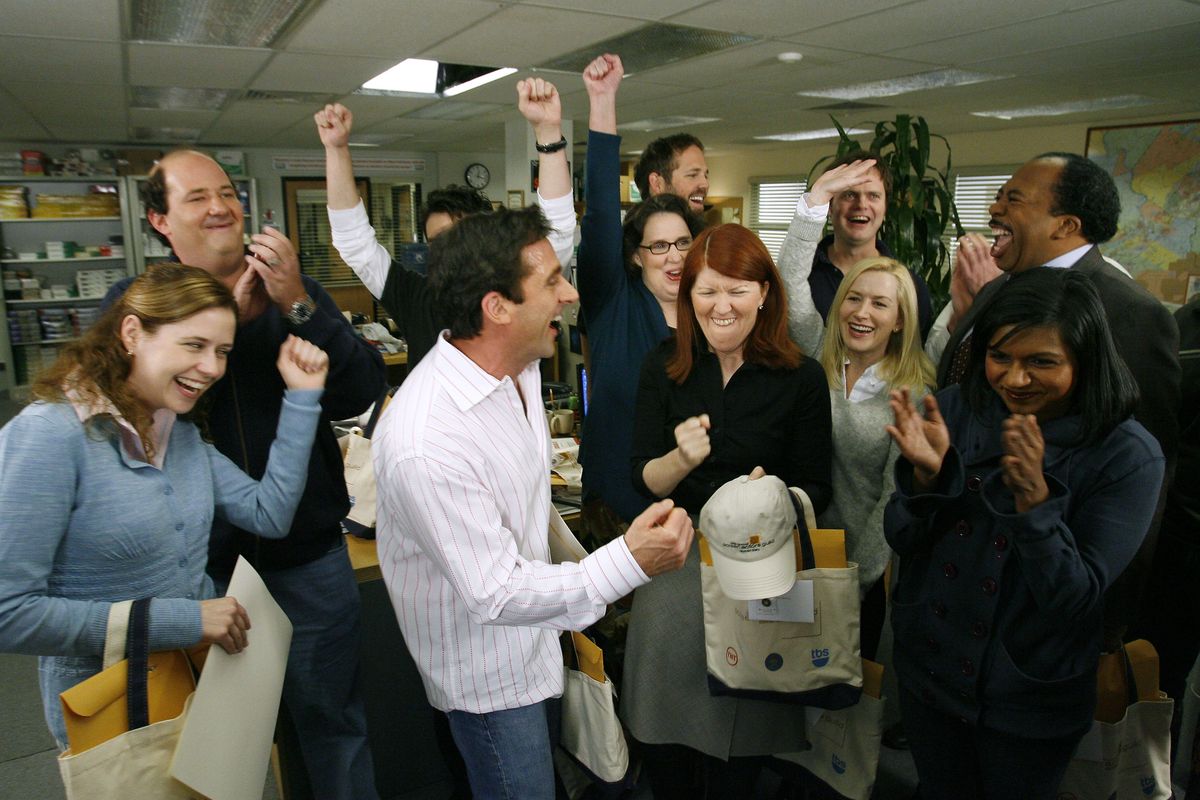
[700, 473, 797, 600]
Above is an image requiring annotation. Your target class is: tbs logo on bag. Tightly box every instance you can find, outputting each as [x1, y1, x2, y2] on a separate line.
[812, 648, 831, 668]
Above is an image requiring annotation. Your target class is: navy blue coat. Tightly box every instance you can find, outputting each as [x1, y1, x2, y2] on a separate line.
[885, 386, 1164, 738]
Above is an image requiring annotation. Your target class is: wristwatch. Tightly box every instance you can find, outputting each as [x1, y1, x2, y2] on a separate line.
[535, 136, 568, 154]
[286, 294, 316, 326]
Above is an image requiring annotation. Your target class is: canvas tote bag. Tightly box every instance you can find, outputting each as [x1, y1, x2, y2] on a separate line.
[700, 486, 863, 709]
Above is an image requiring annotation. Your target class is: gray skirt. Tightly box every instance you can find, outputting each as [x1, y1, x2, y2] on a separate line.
[619, 541, 808, 760]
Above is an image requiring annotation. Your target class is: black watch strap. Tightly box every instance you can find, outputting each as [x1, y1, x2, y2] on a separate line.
[535, 136, 568, 154]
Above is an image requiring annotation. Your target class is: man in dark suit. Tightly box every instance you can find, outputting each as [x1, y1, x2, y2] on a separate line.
[937, 152, 1180, 646]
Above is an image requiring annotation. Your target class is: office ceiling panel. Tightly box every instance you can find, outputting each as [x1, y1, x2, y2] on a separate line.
[0, 0, 122, 40]
[127, 43, 273, 88]
[0, 37, 122, 85]
[283, 0, 502, 57]
[252, 52, 402, 93]
[422, 6, 644, 65]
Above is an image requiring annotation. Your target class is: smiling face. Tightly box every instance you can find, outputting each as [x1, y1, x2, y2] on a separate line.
[508, 238, 579, 365]
[691, 265, 768, 358]
[838, 268, 901, 365]
[985, 323, 1076, 422]
[657, 145, 709, 213]
[148, 152, 246, 276]
[634, 212, 692, 306]
[123, 306, 236, 415]
[829, 167, 886, 249]
[988, 159, 1073, 273]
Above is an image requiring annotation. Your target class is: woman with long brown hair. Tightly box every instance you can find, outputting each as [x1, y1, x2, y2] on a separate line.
[0, 264, 328, 748]
[622, 223, 832, 796]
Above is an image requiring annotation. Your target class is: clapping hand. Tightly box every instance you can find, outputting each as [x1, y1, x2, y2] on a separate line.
[276, 334, 329, 391]
[949, 233, 1002, 331]
[885, 388, 949, 490]
[806, 158, 879, 207]
[674, 414, 712, 470]
[1000, 414, 1049, 512]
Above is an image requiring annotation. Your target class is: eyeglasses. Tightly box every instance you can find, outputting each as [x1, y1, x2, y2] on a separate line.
[638, 237, 693, 255]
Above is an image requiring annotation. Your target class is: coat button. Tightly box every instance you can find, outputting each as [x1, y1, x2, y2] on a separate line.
[994, 533, 1009, 551]
[966, 475, 982, 492]
[958, 688, 971, 701]
[971, 622, 988, 638]
[943, 562, 959, 579]
[961, 658, 975, 676]
[932, 600, 948, 618]
[925, 635, 940, 653]
[981, 577, 998, 595]
[955, 520, 971, 537]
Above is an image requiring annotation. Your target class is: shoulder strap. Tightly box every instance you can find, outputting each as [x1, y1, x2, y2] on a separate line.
[788, 487, 817, 571]
[124, 598, 153, 731]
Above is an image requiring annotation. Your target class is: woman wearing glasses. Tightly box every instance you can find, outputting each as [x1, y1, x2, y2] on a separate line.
[623, 224, 833, 797]
[575, 53, 706, 543]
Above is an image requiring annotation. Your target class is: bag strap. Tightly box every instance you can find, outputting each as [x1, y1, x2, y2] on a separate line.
[1118, 642, 1138, 707]
[788, 487, 817, 571]
[362, 385, 396, 439]
[125, 598, 153, 731]
[103, 599, 134, 670]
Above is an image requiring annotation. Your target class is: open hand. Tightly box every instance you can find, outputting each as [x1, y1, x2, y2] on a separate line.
[885, 389, 949, 488]
[624, 498, 694, 577]
[674, 414, 712, 470]
[1000, 414, 1049, 511]
[807, 158, 879, 207]
[276, 334, 329, 390]
[232, 263, 270, 323]
[949, 233, 1001, 330]
[314, 103, 352, 149]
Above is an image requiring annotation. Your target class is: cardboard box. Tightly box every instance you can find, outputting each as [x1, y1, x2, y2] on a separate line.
[116, 149, 163, 176]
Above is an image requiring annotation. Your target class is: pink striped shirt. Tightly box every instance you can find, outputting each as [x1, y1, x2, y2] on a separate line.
[373, 333, 648, 713]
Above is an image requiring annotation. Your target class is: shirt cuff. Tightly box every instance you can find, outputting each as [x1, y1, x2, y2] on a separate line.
[581, 535, 650, 605]
[796, 194, 830, 220]
[282, 388, 324, 409]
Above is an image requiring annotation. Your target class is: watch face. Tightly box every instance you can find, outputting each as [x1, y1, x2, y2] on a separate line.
[465, 162, 490, 189]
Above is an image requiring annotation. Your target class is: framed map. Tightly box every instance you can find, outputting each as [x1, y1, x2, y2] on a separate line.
[1085, 120, 1200, 288]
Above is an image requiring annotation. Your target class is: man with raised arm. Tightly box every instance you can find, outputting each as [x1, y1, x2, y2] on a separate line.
[317, 78, 576, 367]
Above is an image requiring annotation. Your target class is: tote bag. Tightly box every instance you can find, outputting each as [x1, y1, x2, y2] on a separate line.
[701, 487, 862, 709]
[1057, 640, 1173, 800]
[57, 599, 197, 799]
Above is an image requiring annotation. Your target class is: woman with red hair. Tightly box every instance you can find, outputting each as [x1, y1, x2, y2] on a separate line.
[622, 223, 833, 796]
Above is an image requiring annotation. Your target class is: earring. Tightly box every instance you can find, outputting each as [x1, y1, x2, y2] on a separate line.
[758, 304, 764, 310]
[126, 350, 133, 357]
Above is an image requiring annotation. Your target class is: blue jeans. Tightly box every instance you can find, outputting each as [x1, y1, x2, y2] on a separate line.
[219, 540, 377, 800]
[447, 700, 556, 800]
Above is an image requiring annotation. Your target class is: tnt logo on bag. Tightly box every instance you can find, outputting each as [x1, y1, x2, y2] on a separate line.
[1140, 776, 1157, 795]
[831, 754, 846, 775]
[726, 647, 739, 666]
[811, 648, 830, 667]
[764, 653, 783, 671]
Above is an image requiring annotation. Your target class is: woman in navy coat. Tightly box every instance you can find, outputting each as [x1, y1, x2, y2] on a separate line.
[884, 268, 1165, 800]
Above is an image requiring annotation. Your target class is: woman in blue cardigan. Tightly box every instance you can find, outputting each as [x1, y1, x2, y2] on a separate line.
[884, 268, 1165, 799]
[0, 264, 329, 747]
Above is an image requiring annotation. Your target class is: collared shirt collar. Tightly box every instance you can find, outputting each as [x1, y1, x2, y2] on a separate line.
[1043, 243, 1094, 269]
[67, 386, 175, 468]
[431, 331, 540, 413]
[842, 360, 888, 403]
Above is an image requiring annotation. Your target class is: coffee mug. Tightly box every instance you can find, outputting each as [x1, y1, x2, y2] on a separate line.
[549, 409, 574, 436]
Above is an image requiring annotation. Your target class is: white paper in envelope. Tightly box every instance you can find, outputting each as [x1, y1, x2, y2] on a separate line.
[170, 556, 293, 800]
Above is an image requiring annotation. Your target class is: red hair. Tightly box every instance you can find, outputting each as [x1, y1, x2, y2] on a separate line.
[666, 224, 802, 383]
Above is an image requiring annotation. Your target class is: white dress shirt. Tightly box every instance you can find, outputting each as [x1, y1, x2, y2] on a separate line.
[373, 334, 649, 714]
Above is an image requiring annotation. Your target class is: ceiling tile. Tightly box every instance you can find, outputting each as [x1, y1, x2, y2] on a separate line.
[252, 52, 402, 93]
[129, 108, 223, 128]
[669, 0, 915, 38]
[422, 6, 644, 65]
[513, 0, 707, 18]
[0, 0, 122, 40]
[45, 114, 130, 143]
[0, 37, 122, 85]
[2, 83, 126, 116]
[128, 43, 273, 88]
[331, 94, 441, 126]
[284, 0, 502, 57]
[0, 91, 52, 142]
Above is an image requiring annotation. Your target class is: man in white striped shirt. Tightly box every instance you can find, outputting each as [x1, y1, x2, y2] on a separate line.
[373, 204, 694, 799]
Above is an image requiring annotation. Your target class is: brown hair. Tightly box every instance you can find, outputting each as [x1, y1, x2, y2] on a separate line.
[666, 224, 802, 383]
[32, 264, 237, 457]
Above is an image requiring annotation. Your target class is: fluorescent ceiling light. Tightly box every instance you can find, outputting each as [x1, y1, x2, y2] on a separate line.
[443, 67, 518, 97]
[971, 94, 1157, 120]
[755, 127, 870, 142]
[363, 58, 439, 94]
[618, 116, 720, 133]
[800, 69, 1007, 100]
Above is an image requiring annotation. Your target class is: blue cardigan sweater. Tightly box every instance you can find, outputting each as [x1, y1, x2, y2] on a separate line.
[0, 389, 322, 744]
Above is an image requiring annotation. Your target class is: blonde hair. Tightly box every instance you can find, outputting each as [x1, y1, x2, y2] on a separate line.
[32, 264, 236, 457]
[819, 257, 934, 393]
